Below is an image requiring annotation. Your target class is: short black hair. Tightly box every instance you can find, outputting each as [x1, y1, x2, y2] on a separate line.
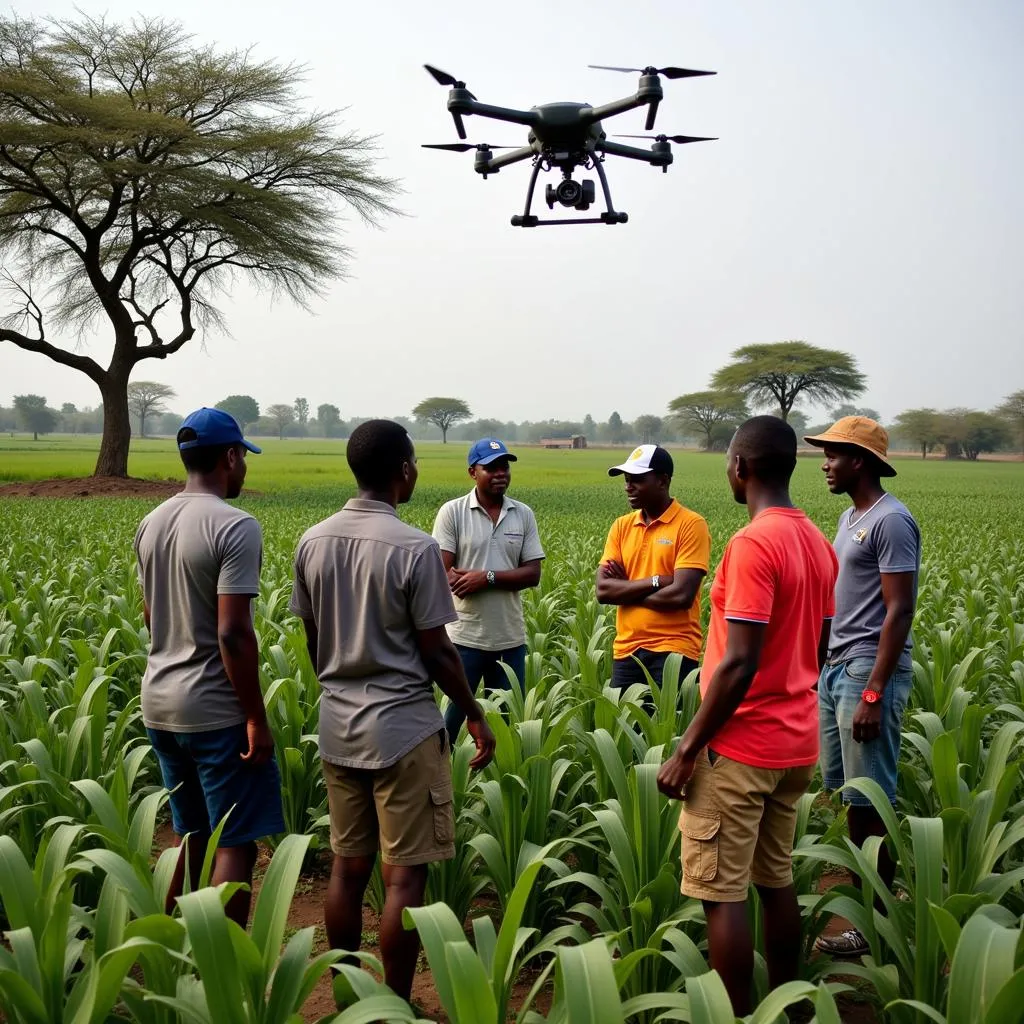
[177, 427, 233, 474]
[346, 419, 414, 490]
[732, 416, 797, 483]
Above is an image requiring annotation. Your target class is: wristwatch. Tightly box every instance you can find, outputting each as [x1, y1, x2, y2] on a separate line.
[486, 570, 496, 586]
[860, 689, 880, 704]
[651, 574, 660, 590]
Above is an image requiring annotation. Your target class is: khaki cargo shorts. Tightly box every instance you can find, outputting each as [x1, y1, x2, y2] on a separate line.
[679, 748, 815, 902]
[322, 728, 455, 866]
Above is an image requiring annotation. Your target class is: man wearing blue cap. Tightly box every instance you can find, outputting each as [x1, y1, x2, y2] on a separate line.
[134, 407, 284, 929]
[432, 438, 545, 743]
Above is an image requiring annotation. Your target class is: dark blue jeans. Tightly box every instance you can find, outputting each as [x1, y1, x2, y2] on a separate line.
[444, 643, 527, 744]
[611, 649, 699, 690]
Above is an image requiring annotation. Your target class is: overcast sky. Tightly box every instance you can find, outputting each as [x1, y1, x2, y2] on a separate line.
[2, 0, 1023, 425]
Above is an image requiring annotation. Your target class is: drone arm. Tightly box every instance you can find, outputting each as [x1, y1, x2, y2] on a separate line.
[597, 139, 672, 167]
[479, 147, 535, 172]
[584, 93, 651, 124]
[449, 98, 539, 127]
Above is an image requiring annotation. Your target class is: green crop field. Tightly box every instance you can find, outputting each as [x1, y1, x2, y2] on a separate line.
[1, 438, 1022, 1023]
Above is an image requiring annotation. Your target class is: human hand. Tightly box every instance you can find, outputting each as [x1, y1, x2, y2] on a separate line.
[466, 715, 496, 770]
[451, 570, 489, 598]
[601, 561, 627, 580]
[852, 699, 883, 743]
[657, 748, 696, 800]
[240, 716, 275, 765]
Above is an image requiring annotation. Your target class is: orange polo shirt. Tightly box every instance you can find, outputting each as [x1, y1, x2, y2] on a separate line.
[600, 499, 711, 660]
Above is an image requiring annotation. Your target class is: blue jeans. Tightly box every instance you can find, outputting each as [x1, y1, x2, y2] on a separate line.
[444, 643, 526, 744]
[818, 657, 912, 807]
[147, 723, 286, 845]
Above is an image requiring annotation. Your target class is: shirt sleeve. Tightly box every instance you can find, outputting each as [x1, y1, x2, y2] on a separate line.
[722, 535, 777, 624]
[133, 521, 146, 589]
[217, 517, 262, 596]
[873, 513, 920, 573]
[520, 507, 545, 562]
[600, 520, 622, 565]
[431, 501, 458, 555]
[675, 514, 711, 572]
[409, 543, 459, 630]
[289, 541, 312, 619]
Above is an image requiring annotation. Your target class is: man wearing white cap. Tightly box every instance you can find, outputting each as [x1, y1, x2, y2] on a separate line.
[804, 416, 920, 958]
[597, 444, 711, 689]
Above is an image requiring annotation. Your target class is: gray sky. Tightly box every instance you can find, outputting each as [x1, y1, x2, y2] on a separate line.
[3, 0, 1023, 424]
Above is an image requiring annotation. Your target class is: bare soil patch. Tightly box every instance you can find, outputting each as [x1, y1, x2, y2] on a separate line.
[0, 476, 184, 499]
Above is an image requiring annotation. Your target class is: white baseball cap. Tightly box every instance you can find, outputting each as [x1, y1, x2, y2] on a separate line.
[607, 444, 674, 477]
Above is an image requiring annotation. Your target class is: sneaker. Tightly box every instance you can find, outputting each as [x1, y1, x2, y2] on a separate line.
[814, 928, 870, 957]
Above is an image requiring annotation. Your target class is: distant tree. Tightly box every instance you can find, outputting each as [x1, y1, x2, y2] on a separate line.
[412, 397, 472, 444]
[582, 413, 597, 440]
[607, 411, 626, 444]
[317, 403, 343, 437]
[216, 396, 260, 431]
[60, 402, 78, 433]
[668, 391, 748, 451]
[127, 381, 177, 438]
[13, 394, 57, 440]
[829, 403, 882, 423]
[266, 403, 296, 440]
[294, 397, 310, 425]
[893, 408, 942, 460]
[959, 411, 1011, 461]
[634, 414, 663, 444]
[0, 13, 398, 478]
[711, 341, 866, 422]
[157, 411, 181, 436]
[995, 390, 1024, 455]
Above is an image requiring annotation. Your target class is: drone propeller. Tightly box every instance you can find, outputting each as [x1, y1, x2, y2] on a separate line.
[614, 134, 718, 144]
[422, 143, 519, 152]
[588, 64, 716, 80]
[424, 64, 477, 139]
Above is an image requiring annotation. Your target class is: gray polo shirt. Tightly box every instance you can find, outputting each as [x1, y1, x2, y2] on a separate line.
[828, 493, 921, 672]
[134, 492, 262, 732]
[431, 491, 545, 651]
[290, 498, 457, 769]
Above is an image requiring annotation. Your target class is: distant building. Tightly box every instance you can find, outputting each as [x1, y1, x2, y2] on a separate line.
[539, 435, 587, 449]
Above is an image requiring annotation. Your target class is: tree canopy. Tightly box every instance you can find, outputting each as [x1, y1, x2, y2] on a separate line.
[893, 408, 941, 459]
[127, 380, 175, 437]
[996, 390, 1024, 455]
[412, 397, 472, 444]
[668, 390, 748, 450]
[13, 393, 56, 440]
[711, 341, 866, 422]
[317, 403, 342, 437]
[216, 395, 259, 431]
[0, 13, 398, 476]
[265, 403, 295, 439]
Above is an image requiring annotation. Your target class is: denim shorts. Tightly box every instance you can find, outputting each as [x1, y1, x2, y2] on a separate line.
[818, 657, 911, 807]
[147, 723, 286, 846]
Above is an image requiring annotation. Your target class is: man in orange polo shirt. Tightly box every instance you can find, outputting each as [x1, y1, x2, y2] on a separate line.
[657, 417, 838, 1015]
[597, 444, 711, 689]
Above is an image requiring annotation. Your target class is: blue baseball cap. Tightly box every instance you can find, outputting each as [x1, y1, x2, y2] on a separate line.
[177, 407, 261, 453]
[468, 437, 517, 467]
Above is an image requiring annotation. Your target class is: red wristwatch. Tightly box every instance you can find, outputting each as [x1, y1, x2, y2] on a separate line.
[860, 689, 881, 704]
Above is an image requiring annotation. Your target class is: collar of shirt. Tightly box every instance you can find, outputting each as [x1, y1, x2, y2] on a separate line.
[468, 489, 517, 513]
[631, 498, 681, 528]
[343, 498, 399, 517]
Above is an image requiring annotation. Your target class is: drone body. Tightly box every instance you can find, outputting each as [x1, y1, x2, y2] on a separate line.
[423, 65, 716, 226]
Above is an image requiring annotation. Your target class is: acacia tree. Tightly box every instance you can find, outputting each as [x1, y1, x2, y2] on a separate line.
[711, 341, 866, 422]
[0, 14, 398, 477]
[412, 397, 471, 444]
[127, 380, 175, 437]
[266, 403, 295, 439]
[893, 408, 942, 460]
[668, 390, 748, 450]
[996, 390, 1024, 456]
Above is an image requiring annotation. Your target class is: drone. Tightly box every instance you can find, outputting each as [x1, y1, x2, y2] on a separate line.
[421, 63, 717, 227]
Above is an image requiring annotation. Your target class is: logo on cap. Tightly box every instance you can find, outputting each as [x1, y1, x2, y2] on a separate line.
[629, 447, 644, 460]
[490, 441, 501, 449]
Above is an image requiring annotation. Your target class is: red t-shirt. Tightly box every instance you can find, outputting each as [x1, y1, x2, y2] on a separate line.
[700, 507, 838, 769]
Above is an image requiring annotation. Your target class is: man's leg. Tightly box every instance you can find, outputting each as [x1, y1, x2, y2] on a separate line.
[485, 644, 526, 695]
[325, 854, 376, 958]
[444, 645, 486, 745]
[212, 841, 260, 928]
[703, 900, 754, 1015]
[379, 862, 429, 1001]
[755, 883, 803, 988]
[165, 831, 210, 914]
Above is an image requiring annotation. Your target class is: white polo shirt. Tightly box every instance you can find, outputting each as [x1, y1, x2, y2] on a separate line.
[431, 490, 545, 651]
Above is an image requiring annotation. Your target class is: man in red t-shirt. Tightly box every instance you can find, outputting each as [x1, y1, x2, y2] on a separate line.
[658, 416, 838, 1015]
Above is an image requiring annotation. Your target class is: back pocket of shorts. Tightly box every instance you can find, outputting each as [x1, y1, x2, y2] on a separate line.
[429, 779, 455, 845]
[682, 811, 721, 882]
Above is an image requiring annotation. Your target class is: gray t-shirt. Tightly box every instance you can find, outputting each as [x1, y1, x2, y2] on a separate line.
[290, 498, 458, 770]
[134, 493, 262, 732]
[828, 494, 921, 671]
[431, 491, 545, 651]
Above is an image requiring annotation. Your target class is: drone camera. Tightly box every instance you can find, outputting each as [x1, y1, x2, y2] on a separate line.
[546, 178, 597, 211]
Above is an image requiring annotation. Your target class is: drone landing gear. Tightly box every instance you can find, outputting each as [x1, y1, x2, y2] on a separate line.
[511, 159, 628, 227]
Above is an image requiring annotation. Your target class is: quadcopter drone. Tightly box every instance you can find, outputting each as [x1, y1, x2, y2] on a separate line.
[422, 63, 717, 227]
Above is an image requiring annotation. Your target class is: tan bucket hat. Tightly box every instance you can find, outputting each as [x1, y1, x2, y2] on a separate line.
[804, 416, 897, 477]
